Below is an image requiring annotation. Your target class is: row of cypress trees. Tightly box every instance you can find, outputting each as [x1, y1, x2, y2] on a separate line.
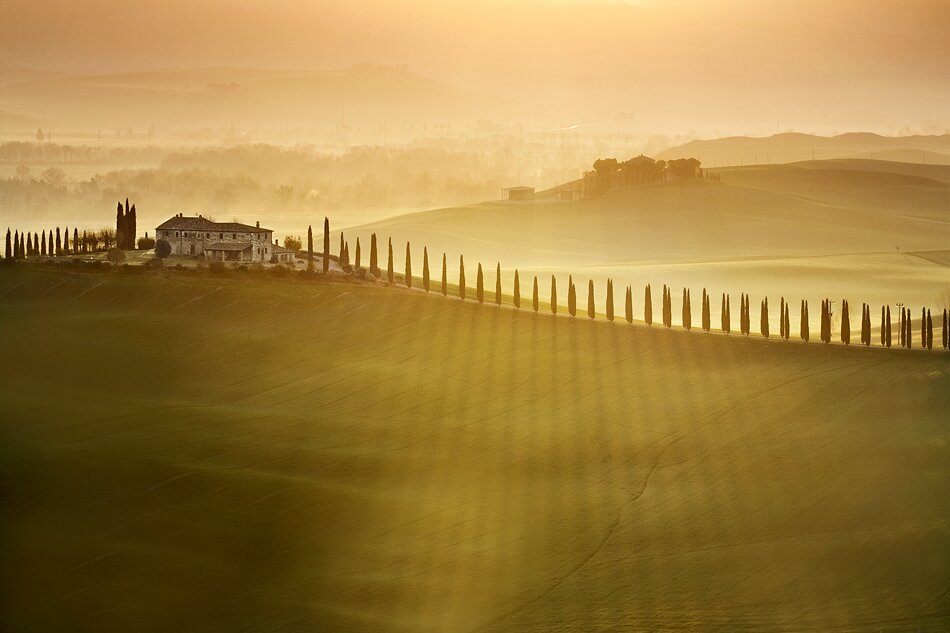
[275, 219, 950, 352]
[4, 227, 105, 260]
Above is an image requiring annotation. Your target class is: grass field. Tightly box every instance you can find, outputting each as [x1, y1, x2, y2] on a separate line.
[1, 266, 948, 632]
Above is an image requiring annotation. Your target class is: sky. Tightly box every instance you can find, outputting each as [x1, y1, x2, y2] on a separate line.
[1, 0, 949, 135]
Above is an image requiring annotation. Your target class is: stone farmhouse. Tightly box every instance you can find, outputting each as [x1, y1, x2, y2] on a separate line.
[156, 214, 295, 263]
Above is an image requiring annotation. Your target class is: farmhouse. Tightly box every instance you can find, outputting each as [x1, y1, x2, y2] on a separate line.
[502, 186, 535, 202]
[156, 214, 278, 262]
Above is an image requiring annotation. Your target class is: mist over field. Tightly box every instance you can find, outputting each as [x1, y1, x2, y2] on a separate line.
[1, 1, 949, 632]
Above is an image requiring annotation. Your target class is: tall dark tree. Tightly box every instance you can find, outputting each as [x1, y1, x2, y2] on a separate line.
[355, 237, 361, 269]
[662, 285, 671, 328]
[422, 247, 430, 292]
[12, 230, 19, 259]
[82, 230, 88, 254]
[840, 300, 850, 345]
[886, 305, 892, 348]
[587, 280, 595, 319]
[921, 307, 927, 349]
[459, 256, 466, 300]
[55, 227, 61, 256]
[306, 225, 314, 272]
[73, 228, 79, 254]
[40, 230, 46, 257]
[760, 298, 769, 338]
[322, 218, 330, 274]
[340, 233, 346, 263]
[682, 288, 691, 330]
[5, 228, 11, 260]
[722, 293, 730, 334]
[644, 284, 652, 326]
[513, 269, 521, 309]
[906, 309, 913, 349]
[784, 301, 790, 341]
[116, 201, 125, 251]
[625, 285, 633, 324]
[369, 233, 378, 276]
[495, 263, 502, 306]
[405, 242, 412, 288]
[606, 279, 614, 321]
[128, 204, 137, 248]
[702, 289, 710, 332]
[568, 276, 576, 317]
[386, 238, 394, 284]
[532, 276, 539, 312]
[780, 298, 786, 339]
[880, 306, 887, 346]
[899, 308, 906, 347]
[343, 242, 350, 266]
[550, 276, 558, 315]
[65, 226, 71, 254]
[476, 263, 484, 303]
[926, 309, 933, 350]
[943, 309, 948, 350]
[441, 254, 448, 296]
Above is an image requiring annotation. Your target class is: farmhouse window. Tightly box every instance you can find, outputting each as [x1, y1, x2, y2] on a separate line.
[220, 233, 223, 239]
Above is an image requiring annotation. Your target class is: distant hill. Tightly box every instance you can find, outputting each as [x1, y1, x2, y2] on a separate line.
[0, 65, 517, 133]
[657, 132, 950, 166]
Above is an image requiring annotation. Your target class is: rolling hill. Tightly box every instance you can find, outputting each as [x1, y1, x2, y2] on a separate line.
[1, 266, 947, 632]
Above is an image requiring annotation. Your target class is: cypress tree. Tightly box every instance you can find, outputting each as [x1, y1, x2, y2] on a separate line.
[532, 276, 539, 312]
[921, 307, 927, 348]
[784, 301, 790, 341]
[606, 279, 614, 321]
[568, 276, 576, 317]
[340, 232, 345, 263]
[702, 289, 710, 332]
[459, 255, 466, 300]
[926, 309, 933, 350]
[55, 227, 61, 255]
[625, 286, 633, 324]
[682, 288, 691, 330]
[82, 230, 88, 254]
[355, 237, 361, 268]
[886, 305, 892, 348]
[644, 284, 652, 325]
[12, 231, 19, 259]
[41, 230, 46, 257]
[306, 225, 314, 272]
[739, 294, 745, 335]
[441, 253, 447, 296]
[4, 228, 10, 260]
[65, 226, 71, 254]
[476, 263, 484, 303]
[906, 309, 913, 349]
[387, 237, 394, 284]
[322, 217, 330, 274]
[495, 263, 502, 306]
[343, 242, 349, 266]
[422, 247, 430, 292]
[405, 242, 412, 288]
[551, 275, 558, 315]
[943, 309, 948, 349]
[899, 308, 906, 347]
[761, 298, 769, 338]
[513, 269, 521, 309]
[880, 306, 886, 346]
[370, 233, 378, 276]
[662, 285, 671, 328]
[587, 280, 595, 319]
[73, 228, 78, 254]
[841, 300, 850, 345]
[722, 293, 729, 333]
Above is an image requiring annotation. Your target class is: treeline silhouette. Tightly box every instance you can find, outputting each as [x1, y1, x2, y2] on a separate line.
[295, 219, 949, 353]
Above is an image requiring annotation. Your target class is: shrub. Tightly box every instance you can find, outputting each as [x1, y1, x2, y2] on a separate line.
[270, 264, 290, 277]
[154, 239, 172, 259]
[137, 236, 156, 250]
[209, 260, 227, 274]
[106, 248, 126, 264]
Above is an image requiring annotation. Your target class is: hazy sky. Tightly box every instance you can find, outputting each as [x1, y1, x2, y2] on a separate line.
[2, 0, 949, 135]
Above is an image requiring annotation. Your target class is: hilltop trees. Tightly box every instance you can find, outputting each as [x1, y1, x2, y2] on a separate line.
[533, 276, 539, 312]
[840, 300, 850, 345]
[722, 293, 730, 334]
[459, 256, 466, 300]
[701, 289, 710, 332]
[881, 306, 887, 346]
[323, 218, 330, 274]
[370, 234, 379, 276]
[760, 298, 769, 338]
[944, 309, 949, 350]
[405, 242, 412, 288]
[568, 276, 576, 317]
[422, 247, 430, 292]
[644, 284, 652, 325]
[551, 276, 558, 315]
[476, 263, 484, 303]
[921, 308, 927, 348]
[441, 254, 447, 296]
[386, 238, 394, 284]
[886, 305, 892, 348]
[306, 226, 314, 272]
[495, 263, 502, 306]
[861, 304, 871, 346]
[513, 269, 520, 309]
[587, 280, 595, 319]
[682, 288, 691, 330]
[625, 286, 633, 324]
[662, 285, 672, 328]
[355, 237, 361, 269]
[926, 309, 933, 350]
[606, 279, 614, 321]
[41, 231, 46, 257]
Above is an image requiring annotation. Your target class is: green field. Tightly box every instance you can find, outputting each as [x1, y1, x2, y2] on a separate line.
[1, 266, 948, 632]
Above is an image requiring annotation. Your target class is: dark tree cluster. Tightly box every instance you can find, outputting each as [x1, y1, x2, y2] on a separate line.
[115, 199, 137, 250]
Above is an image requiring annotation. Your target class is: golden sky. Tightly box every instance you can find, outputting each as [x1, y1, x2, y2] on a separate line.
[1, 0, 948, 134]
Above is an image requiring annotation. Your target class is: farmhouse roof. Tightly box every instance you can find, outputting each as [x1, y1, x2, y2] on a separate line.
[203, 242, 253, 252]
[156, 214, 270, 233]
[502, 185, 535, 192]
